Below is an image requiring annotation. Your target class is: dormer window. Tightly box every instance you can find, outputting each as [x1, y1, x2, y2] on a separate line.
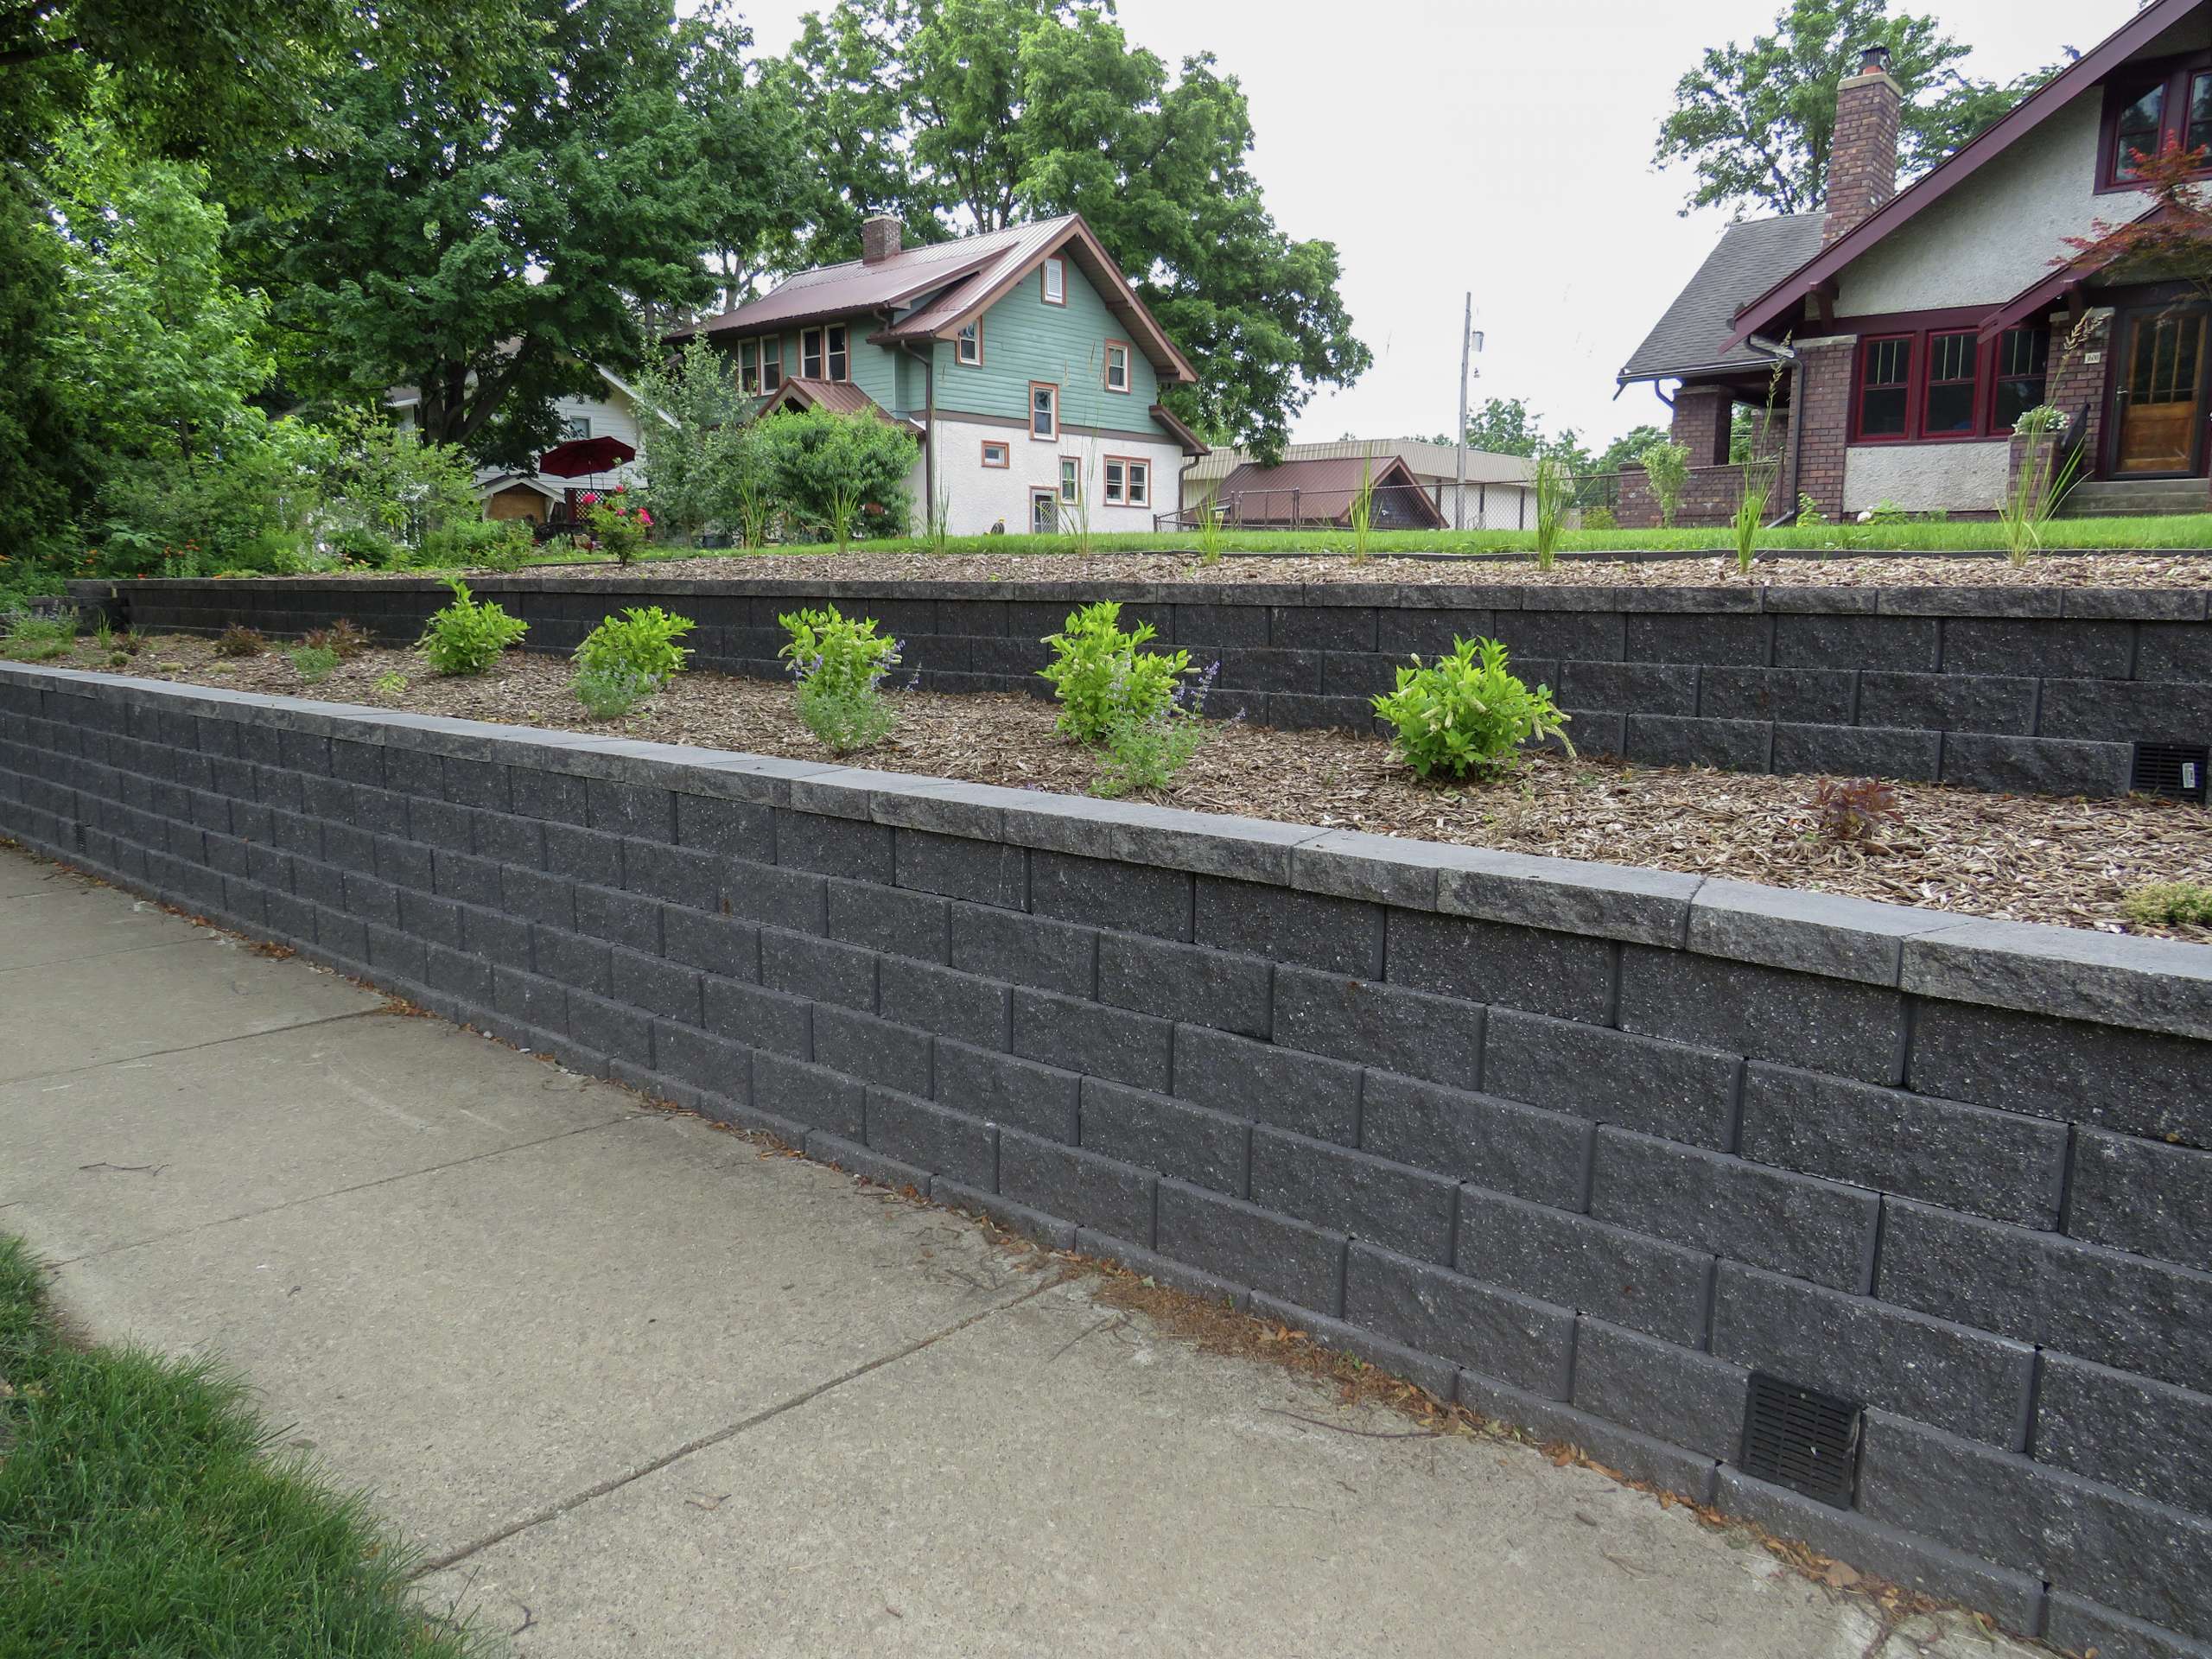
[2100, 56, 2212, 188]
[1040, 256, 1065, 306]
[956, 321, 982, 365]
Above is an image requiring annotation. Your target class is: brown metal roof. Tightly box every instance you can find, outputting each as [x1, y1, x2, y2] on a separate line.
[1215, 455, 1447, 528]
[761, 378, 923, 436]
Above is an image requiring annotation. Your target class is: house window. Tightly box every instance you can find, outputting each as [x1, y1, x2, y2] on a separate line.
[2113, 83, 2167, 181]
[1857, 336, 1912, 439]
[1103, 459, 1125, 504]
[2100, 57, 2212, 188]
[826, 323, 849, 382]
[980, 439, 1009, 468]
[1058, 458, 1079, 504]
[2193, 72, 2212, 155]
[1125, 459, 1149, 507]
[1992, 327, 2051, 431]
[1923, 331, 1978, 435]
[1104, 340, 1130, 393]
[1030, 382, 1058, 441]
[738, 339, 760, 394]
[802, 327, 823, 378]
[560, 416, 593, 441]
[956, 321, 982, 365]
[760, 336, 782, 391]
[1040, 256, 1065, 306]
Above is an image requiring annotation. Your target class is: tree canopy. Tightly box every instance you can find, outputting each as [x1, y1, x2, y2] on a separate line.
[773, 0, 1370, 461]
[1653, 0, 2059, 219]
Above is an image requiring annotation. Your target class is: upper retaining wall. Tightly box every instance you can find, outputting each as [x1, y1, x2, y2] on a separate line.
[4, 661, 2210, 1659]
[79, 572, 2212, 799]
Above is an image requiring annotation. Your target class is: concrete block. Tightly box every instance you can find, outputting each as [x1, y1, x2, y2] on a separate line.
[1012, 988, 1172, 1092]
[1859, 1411, 2212, 1639]
[720, 861, 827, 934]
[572, 885, 661, 954]
[532, 926, 612, 996]
[651, 1019, 753, 1100]
[811, 1006, 932, 1096]
[1687, 877, 1949, 985]
[701, 976, 812, 1060]
[1738, 1063, 2067, 1229]
[1318, 651, 1395, 701]
[365, 923, 429, 988]
[340, 869, 401, 928]
[1572, 1317, 1749, 1459]
[1491, 609, 1624, 664]
[1858, 671, 2037, 735]
[1772, 613, 1937, 671]
[1287, 829, 1471, 912]
[751, 1050, 866, 1139]
[622, 842, 720, 912]
[1156, 1179, 1346, 1313]
[2067, 1128, 2212, 1268]
[1700, 666, 1856, 724]
[2137, 620, 2212, 682]
[1711, 1468, 2048, 1631]
[1592, 1127, 1879, 1293]
[1244, 1291, 1461, 1401]
[1940, 732, 2133, 798]
[928, 1178, 1077, 1252]
[423, 943, 494, 1007]
[877, 957, 1010, 1051]
[1077, 1077, 1249, 1197]
[934, 1039, 1080, 1142]
[1711, 1261, 2035, 1447]
[994, 789, 1320, 887]
[1273, 966, 1484, 1090]
[661, 907, 759, 982]
[1624, 715, 1772, 772]
[1627, 612, 1770, 665]
[1385, 908, 1614, 1024]
[671, 791, 775, 861]
[474, 810, 543, 868]
[1072, 1228, 1249, 1311]
[397, 889, 464, 950]
[609, 947, 703, 1027]
[1556, 661, 1699, 716]
[760, 928, 878, 1013]
[493, 965, 567, 1033]
[1878, 1199, 2212, 1393]
[2037, 1352, 2212, 1520]
[1194, 876, 1382, 978]
[1269, 604, 1376, 652]
[461, 905, 531, 970]
[1173, 600, 1271, 650]
[893, 827, 1027, 909]
[1096, 933, 1272, 1038]
[826, 878, 949, 963]
[1944, 617, 2133, 678]
[861, 1087, 993, 1188]
[1435, 849, 1700, 948]
[950, 904, 1096, 997]
[1376, 606, 1495, 658]
[1454, 1369, 1719, 1503]
[502, 866, 575, 931]
[1456, 1187, 1713, 1345]
[1344, 1242, 1573, 1398]
[1358, 1073, 1592, 1212]
[1908, 999, 2211, 1147]
[2044, 1594, 2212, 1659]
[1482, 1007, 1742, 1151]
[2042, 677, 2212, 745]
[1032, 849, 1191, 940]
[1902, 918, 2212, 1045]
[1171, 1024, 1361, 1146]
[997, 1128, 1154, 1244]
[567, 991, 652, 1067]
[408, 798, 474, 855]
[774, 810, 893, 883]
[1618, 944, 1906, 1085]
[1215, 647, 1322, 695]
[541, 822, 623, 889]
[1249, 1126, 1457, 1263]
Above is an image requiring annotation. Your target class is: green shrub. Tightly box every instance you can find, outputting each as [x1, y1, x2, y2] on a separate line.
[416, 577, 526, 676]
[754, 404, 918, 541]
[1638, 440, 1690, 528]
[778, 606, 904, 753]
[1091, 663, 1225, 798]
[1372, 636, 1572, 779]
[2122, 880, 2212, 927]
[1580, 505, 1618, 531]
[4, 607, 77, 660]
[1039, 601, 1192, 745]
[419, 518, 536, 571]
[582, 488, 652, 565]
[574, 607, 695, 687]
[289, 644, 340, 683]
[573, 666, 659, 720]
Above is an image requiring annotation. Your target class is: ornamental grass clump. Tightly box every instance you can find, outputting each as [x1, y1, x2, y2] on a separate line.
[779, 605, 906, 753]
[416, 577, 526, 675]
[4, 607, 76, 661]
[1372, 635, 1571, 780]
[1039, 600, 1192, 744]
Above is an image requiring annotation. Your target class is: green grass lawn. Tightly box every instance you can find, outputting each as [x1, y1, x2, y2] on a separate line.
[585, 513, 2212, 566]
[0, 1234, 492, 1658]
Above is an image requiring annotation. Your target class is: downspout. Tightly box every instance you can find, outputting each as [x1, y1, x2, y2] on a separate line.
[1177, 449, 1201, 534]
[1746, 333, 1804, 527]
[898, 332, 935, 530]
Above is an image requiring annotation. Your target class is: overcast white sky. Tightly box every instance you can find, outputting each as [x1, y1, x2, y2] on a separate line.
[725, 0, 2144, 451]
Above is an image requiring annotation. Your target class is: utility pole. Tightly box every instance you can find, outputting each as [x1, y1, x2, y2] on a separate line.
[1454, 296, 1483, 531]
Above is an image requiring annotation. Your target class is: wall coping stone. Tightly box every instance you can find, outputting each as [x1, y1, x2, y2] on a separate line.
[13, 663, 2212, 1039]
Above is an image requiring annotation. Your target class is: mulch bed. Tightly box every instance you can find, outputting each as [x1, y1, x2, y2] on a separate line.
[37, 634, 2211, 944]
[192, 550, 2212, 590]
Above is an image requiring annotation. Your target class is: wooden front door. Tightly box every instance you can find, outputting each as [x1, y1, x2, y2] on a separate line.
[2112, 308, 2209, 475]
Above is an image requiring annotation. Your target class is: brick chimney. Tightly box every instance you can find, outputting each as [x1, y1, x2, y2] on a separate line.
[1822, 42, 1902, 245]
[861, 214, 902, 264]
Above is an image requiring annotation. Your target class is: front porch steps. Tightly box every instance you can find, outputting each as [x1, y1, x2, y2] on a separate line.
[2056, 477, 2209, 517]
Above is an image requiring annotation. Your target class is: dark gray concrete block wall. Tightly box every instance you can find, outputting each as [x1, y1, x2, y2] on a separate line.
[7, 661, 2212, 1658]
[75, 573, 2212, 799]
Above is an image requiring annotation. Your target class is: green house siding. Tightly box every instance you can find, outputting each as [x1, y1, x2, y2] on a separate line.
[931, 259, 1163, 435]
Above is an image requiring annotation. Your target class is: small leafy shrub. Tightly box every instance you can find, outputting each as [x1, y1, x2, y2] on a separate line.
[416, 577, 527, 675]
[372, 671, 410, 699]
[1039, 601, 1191, 744]
[327, 525, 406, 569]
[1580, 505, 1618, 531]
[2122, 879, 2212, 928]
[303, 619, 372, 660]
[582, 487, 652, 566]
[420, 517, 535, 571]
[1372, 636, 1571, 780]
[1862, 499, 1910, 525]
[573, 666, 659, 720]
[778, 606, 905, 754]
[214, 623, 264, 658]
[4, 607, 77, 660]
[289, 644, 340, 683]
[1808, 776, 1903, 844]
[1092, 663, 1227, 799]
[1637, 440, 1690, 528]
[574, 607, 696, 688]
[1796, 493, 1828, 527]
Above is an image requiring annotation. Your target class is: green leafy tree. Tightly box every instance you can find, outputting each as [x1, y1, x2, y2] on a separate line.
[774, 0, 1370, 461]
[257, 0, 723, 467]
[677, 3, 823, 313]
[1653, 0, 2057, 218]
[756, 404, 918, 539]
[629, 336, 772, 542]
[1595, 423, 1671, 478]
[1440, 397, 1594, 474]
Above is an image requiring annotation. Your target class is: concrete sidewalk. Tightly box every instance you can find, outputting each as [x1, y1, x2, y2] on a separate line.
[0, 842, 2036, 1659]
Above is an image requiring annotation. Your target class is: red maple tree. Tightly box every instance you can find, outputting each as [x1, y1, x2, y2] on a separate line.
[2057, 138, 2212, 300]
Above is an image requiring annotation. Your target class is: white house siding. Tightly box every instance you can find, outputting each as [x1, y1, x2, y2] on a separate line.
[919, 414, 1185, 537]
[1841, 440, 2011, 514]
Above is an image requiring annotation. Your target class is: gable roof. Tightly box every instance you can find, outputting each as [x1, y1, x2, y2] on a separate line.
[1722, 0, 2207, 352]
[680, 213, 1197, 385]
[1187, 437, 1537, 486]
[758, 377, 924, 436]
[1618, 213, 1828, 384]
[1215, 454, 1449, 528]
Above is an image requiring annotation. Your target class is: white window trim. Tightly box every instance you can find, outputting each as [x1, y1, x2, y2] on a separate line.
[1041, 256, 1065, 306]
[801, 327, 824, 379]
[1103, 458, 1126, 505]
[1058, 458, 1080, 503]
[956, 321, 982, 365]
[1104, 340, 1131, 394]
[1029, 381, 1058, 442]
[980, 439, 1010, 468]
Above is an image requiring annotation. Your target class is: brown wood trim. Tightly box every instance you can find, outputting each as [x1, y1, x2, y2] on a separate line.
[1027, 380, 1060, 442]
[980, 437, 1010, 468]
[1103, 453, 1152, 507]
[1103, 338, 1133, 393]
[940, 409, 1178, 447]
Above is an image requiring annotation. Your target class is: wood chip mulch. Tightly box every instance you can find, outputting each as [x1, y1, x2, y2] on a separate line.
[38, 637, 2212, 943]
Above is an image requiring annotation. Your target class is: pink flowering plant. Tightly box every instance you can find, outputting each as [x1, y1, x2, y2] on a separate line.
[582, 483, 652, 566]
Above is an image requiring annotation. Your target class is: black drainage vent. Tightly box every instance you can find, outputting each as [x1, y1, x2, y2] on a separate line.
[2134, 742, 2209, 805]
[1741, 1372, 1862, 1509]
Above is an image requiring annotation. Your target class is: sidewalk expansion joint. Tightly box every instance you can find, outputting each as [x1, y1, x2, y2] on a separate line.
[2, 1007, 392, 1090]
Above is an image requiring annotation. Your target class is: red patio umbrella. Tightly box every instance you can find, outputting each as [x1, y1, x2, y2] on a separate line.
[535, 435, 638, 533]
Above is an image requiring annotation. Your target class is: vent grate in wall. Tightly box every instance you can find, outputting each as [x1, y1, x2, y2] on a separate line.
[2133, 742, 2209, 805]
[1741, 1372, 1862, 1510]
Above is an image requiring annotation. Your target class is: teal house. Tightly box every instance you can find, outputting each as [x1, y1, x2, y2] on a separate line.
[682, 213, 1206, 534]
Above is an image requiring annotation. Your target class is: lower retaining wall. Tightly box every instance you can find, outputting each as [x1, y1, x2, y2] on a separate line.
[6, 663, 2212, 1658]
[77, 572, 2212, 799]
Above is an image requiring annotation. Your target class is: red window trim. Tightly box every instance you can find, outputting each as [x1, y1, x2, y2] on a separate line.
[1103, 338, 1133, 393]
[1848, 321, 2050, 445]
[1039, 257, 1066, 307]
[1028, 380, 1059, 441]
[1103, 453, 1150, 506]
[1922, 328, 1980, 438]
[2096, 51, 2212, 193]
[980, 438, 1009, 468]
